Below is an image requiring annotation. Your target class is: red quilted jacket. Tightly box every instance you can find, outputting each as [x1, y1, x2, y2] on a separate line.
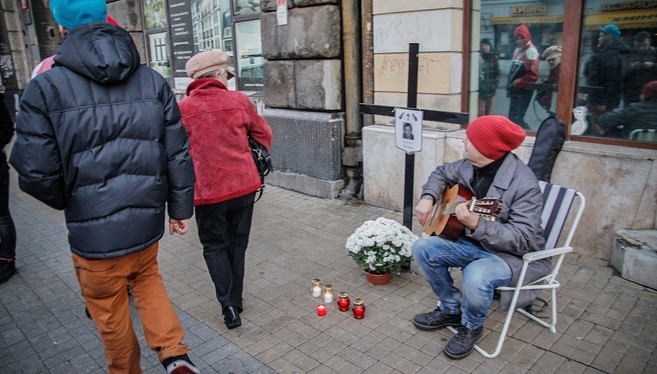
[179, 78, 273, 206]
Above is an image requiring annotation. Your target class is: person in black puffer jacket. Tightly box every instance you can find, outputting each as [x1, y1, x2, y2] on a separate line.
[9, 1, 199, 373]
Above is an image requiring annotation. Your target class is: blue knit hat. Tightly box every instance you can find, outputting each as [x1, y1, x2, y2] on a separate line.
[600, 24, 621, 39]
[50, 0, 107, 30]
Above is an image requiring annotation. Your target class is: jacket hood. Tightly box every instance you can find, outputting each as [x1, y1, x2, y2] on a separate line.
[185, 77, 227, 96]
[514, 24, 531, 43]
[54, 22, 140, 84]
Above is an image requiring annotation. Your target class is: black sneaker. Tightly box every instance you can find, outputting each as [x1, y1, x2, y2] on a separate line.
[413, 308, 461, 330]
[0, 259, 16, 285]
[444, 325, 484, 359]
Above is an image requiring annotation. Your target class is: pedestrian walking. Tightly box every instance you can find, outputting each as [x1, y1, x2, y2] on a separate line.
[0, 92, 16, 285]
[507, 24, 540, 129]
[478, 38, 499, 116]
[179, 50, 273, 330]
[9, 1, 199, 373]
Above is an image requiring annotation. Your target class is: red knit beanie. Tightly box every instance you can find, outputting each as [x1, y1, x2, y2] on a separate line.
[641, 81, 657, 101]
[466, 115, 526, 160]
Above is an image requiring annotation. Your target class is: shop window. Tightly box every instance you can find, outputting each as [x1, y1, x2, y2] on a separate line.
[574, 1, 657, 143]
[475, 3, 565, 131]
[148, 32, 172, 79]
[235, 20, 263, 92]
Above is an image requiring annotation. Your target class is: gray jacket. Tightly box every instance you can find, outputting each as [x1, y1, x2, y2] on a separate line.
[421, 153, 547, 310]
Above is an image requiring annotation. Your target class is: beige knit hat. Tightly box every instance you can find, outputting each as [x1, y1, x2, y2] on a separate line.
[185, 50, 236, 79]
[542, 46, 562, 60]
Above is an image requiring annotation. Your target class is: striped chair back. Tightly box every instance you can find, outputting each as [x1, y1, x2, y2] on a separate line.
[539, 181, 578, 249]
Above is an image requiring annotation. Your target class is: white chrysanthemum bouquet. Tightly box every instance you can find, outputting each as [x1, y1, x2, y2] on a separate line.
[346, 217, 418, 275]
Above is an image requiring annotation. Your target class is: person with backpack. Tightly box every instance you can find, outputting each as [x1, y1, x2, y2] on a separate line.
[179, 50, 272, 330]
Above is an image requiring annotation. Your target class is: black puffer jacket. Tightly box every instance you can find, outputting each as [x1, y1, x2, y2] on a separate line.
[9, 22, 195, 259]
[585, 39, 629, 109]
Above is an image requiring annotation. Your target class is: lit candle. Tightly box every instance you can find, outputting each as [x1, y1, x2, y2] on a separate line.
[352, 299, 365, 319]
[323, 284, 334, 303]
[312, 279, 322, 297]
[337, 292, 350, 312]
[317, 303, 327, 316]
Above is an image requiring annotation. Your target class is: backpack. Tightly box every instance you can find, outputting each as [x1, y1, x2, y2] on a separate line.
[528, 115, 565, 182]
[248, 135, 273, 202]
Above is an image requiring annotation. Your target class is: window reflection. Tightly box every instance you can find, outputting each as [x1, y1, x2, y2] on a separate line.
[148, 32, 171, 78]
[233, 0, 261, 17]
[235, 20, 264, 92]
[576, 1, 657, 143]
[476, 4, 565, 131]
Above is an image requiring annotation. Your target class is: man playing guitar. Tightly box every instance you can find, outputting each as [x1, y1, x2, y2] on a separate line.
[412, 115, 546, 359]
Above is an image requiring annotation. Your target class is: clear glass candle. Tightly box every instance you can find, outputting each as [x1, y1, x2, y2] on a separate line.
[312, 279, 322, 297]
[337, 292, 350, 312]
[352, 299, 365, 319]
[323, 284, 334, 303]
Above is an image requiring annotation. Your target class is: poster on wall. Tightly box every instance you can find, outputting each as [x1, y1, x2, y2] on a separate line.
[168, 0, 195, 91]
[144, 0, 168, 29]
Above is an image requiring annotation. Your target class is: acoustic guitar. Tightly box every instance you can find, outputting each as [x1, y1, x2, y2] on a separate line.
[422, 185, 503, 240]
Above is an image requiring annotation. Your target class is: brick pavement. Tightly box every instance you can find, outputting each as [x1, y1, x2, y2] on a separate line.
[2, 181, 657, 373]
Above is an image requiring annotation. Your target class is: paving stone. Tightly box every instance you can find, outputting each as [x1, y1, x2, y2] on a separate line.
[4, 184, 657, 373]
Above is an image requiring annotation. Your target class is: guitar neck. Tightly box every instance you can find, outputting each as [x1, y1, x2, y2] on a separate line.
[442, 201, 462, 216]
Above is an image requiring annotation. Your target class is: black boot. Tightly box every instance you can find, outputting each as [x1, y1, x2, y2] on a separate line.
[413, 308, 461, 330]
[444, 325, 484, 359]
[224, 305, 241, 329]
[0, 258, 16, 284]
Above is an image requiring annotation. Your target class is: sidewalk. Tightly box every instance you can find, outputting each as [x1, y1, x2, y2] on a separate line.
[2, 181, 657, 373]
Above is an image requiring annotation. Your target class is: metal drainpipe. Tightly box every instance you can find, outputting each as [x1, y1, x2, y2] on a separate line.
[338, 0, 364, 201]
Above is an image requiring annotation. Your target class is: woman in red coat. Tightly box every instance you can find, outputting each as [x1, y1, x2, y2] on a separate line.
[179, 50, 273, 329]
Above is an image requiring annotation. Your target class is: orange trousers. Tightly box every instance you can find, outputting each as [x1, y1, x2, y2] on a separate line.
[72, 242, 188, 374]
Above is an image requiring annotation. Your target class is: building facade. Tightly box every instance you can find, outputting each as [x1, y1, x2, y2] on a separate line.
[1, 0, 656, 261]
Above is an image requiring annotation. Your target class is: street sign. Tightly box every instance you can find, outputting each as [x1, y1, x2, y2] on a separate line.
[395, 108, 423, 154]
[277, 0, 288, 26]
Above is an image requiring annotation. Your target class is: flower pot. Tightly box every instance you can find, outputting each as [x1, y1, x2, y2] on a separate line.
[364, 271, 392, 285]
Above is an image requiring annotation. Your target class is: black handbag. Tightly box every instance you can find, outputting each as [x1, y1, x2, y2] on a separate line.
[248, 135, 273, 202]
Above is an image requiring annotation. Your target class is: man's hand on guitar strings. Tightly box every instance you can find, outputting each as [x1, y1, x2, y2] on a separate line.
[455, 203, 480, 230]
[415, 199, 434, 226]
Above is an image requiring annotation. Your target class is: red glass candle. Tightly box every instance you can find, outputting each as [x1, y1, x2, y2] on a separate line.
[337, 292, 350, 312]
[352, 299, 365, 319]
[317, 304, 327, 316]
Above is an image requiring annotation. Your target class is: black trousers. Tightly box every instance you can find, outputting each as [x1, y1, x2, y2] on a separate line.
[0, 164, 16, 260]
[195, 192, 255, 313]
[508, 92, 533, 129]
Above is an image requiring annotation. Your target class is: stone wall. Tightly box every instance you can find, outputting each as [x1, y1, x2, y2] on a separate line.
[371, 0, 464, 126]
[261, 1, 345, 197]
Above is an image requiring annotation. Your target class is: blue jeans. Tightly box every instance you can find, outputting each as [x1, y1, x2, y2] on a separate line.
[412, 236, 512, 329]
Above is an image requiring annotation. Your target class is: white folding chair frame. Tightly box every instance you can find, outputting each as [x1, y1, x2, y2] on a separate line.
[448, 185, 586, 358]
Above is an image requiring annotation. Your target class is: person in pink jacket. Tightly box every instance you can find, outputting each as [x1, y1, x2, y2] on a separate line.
[506, 24, 540, 129]
[179, 50, 273, 329]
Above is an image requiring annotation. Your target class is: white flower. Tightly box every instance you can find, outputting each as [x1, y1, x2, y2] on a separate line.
[346, 217, 419, 274]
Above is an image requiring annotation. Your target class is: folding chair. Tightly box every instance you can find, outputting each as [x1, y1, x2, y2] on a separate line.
[448, 181, 586, 358]
[628, 129, 657, 142]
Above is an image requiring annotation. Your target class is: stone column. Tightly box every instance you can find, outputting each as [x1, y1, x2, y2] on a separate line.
[261, 0, 345, 198]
